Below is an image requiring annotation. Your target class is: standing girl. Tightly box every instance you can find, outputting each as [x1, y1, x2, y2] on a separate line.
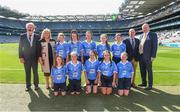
[98, 50, 117, 95]
[55, 33, 69, 64]
[84, 51, 99, 94]
[82, 31, 96, 63]
[51, 56, 67, 96]
[39, 28, 56, 89]
[117, 52, 134, 96]
[111, 33, 126, 64]
[66, 51, 83, 95]
[97, 34, 111, 62]
[68, 30, 83, 62]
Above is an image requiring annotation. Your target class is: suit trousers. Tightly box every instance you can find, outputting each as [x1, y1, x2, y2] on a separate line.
[24, 59, 39, 88]
[139, 55, 153, 87]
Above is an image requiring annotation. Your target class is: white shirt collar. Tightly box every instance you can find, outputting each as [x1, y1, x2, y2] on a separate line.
[103, 60, 110, 65]
[88, 59, 97, 64]
[58, 41, 65, 44]
[70, 61, 80, 66]
[27, 32, 34, 38]
[100, 42, 106, 46]
[120, 61, 128, 65]
[85, 40, 92, 43]
[144, 31, 149, 36]
[57, 66, 62, 69]
[114, 41, 123, 45]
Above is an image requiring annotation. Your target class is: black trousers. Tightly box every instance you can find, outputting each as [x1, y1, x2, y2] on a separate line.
[139, 55, 153, 87]
[24, 59, 39, 88]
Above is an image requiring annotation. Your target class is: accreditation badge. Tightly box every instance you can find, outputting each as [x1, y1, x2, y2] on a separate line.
[59, 50, 63, 56]
[73, 71, 78, 78]
[89, 69, 95, 74]
[57, 75, 62, 80]
[73, 47, 78, 52]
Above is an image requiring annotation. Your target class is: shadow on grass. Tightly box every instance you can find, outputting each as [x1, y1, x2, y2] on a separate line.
[28, 87, 180, 111]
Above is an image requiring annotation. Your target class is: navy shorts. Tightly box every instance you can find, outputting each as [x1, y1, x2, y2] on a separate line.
[69, 79, 81, 92]
[101, 75, 113, 87]
[112, 56, 121, 64]
[54, 82, 66, 92]
[86, 79, 97, 86]
[118, 78, 131, 90]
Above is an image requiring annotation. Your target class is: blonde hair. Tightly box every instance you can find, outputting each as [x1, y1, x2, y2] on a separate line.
[121, 52, 128, 59]
[100, 34, 108, 39]
[41, 28, 52, 40]
[57, 33, 65, 42]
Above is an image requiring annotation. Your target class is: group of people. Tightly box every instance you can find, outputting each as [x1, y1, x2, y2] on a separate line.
[19, 22, 158, 96]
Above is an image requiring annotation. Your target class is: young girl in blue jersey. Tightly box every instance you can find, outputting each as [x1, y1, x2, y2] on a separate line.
[98, 50, 117, 95]
[68, 30, 83, 62]
[66, 51, 83, 95]
[84, 51, 99, 94]
[111, 33, 126, 64]
[51, 55, 67, 96]
[82, 31, 96, 63]
[117, 52, 134, 96]
[55, 33, 69, 63]
[97, 34, 111, 62]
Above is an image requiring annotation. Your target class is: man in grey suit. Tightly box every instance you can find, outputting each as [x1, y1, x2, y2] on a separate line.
[19, 22, 40, 91]
[138, 23, 158, 90]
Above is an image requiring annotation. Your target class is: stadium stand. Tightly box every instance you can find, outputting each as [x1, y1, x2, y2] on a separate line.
[0, 0, 179, 43]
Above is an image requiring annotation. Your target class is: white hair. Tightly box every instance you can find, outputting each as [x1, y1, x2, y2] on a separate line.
[26, 22, 35, 29]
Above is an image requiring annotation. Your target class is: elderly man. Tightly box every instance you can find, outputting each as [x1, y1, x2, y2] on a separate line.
[19, 22, 40, 91]
[138, 23, 158, 90]
[123, 29, 140, 88]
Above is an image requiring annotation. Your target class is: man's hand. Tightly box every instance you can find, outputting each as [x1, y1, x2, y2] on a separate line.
[151, 57, 155, 62]
[19, 58, 25, 64]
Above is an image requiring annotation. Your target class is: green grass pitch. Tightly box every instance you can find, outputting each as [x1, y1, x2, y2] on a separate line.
[0, 43, 180, 85]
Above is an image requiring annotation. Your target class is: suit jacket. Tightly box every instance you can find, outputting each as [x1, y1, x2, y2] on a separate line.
[139, 32, 158, 60]
[123, 37, 140, 61]
[18, 33, 40, 61]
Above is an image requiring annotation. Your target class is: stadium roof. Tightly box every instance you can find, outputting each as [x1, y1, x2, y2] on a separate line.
[18, 14, 121, 22]
[0, 0, 178, 22]
[119, 0, 177, 18]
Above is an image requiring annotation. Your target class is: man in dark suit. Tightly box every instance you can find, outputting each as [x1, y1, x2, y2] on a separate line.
[123, 29, 140, 88]
[19, 22, 40, 91]
[138, 23, 158, 90]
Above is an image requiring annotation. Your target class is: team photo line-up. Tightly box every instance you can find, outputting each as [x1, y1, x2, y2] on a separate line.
[18, 22, 158, 96]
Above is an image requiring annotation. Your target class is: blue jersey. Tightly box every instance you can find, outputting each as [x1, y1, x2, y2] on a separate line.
[111, 42, 126, 58]
[98, 61, 117, 77]
[97, 43, 111, 58]
[68, 41, 83, 56]
[55, 42, 69, 59]
[84, 59, 99, 80]
[82, 40, 96, 56]
[51, 66, 66, 83]
[66, 61, 83, 80]
[117, 61, 134, 78]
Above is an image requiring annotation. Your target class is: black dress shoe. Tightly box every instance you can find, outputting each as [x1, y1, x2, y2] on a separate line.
[144, 87, 152, 90]
[131, 83, 137, 88]
[46, 87, 50, 89]
[25, 87, 31, 92]
[35, 87, 39, 91]
[138, 84, 147, 87]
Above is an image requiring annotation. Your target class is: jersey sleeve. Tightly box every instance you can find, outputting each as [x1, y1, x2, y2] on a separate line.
[112, 62, 118, 73]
